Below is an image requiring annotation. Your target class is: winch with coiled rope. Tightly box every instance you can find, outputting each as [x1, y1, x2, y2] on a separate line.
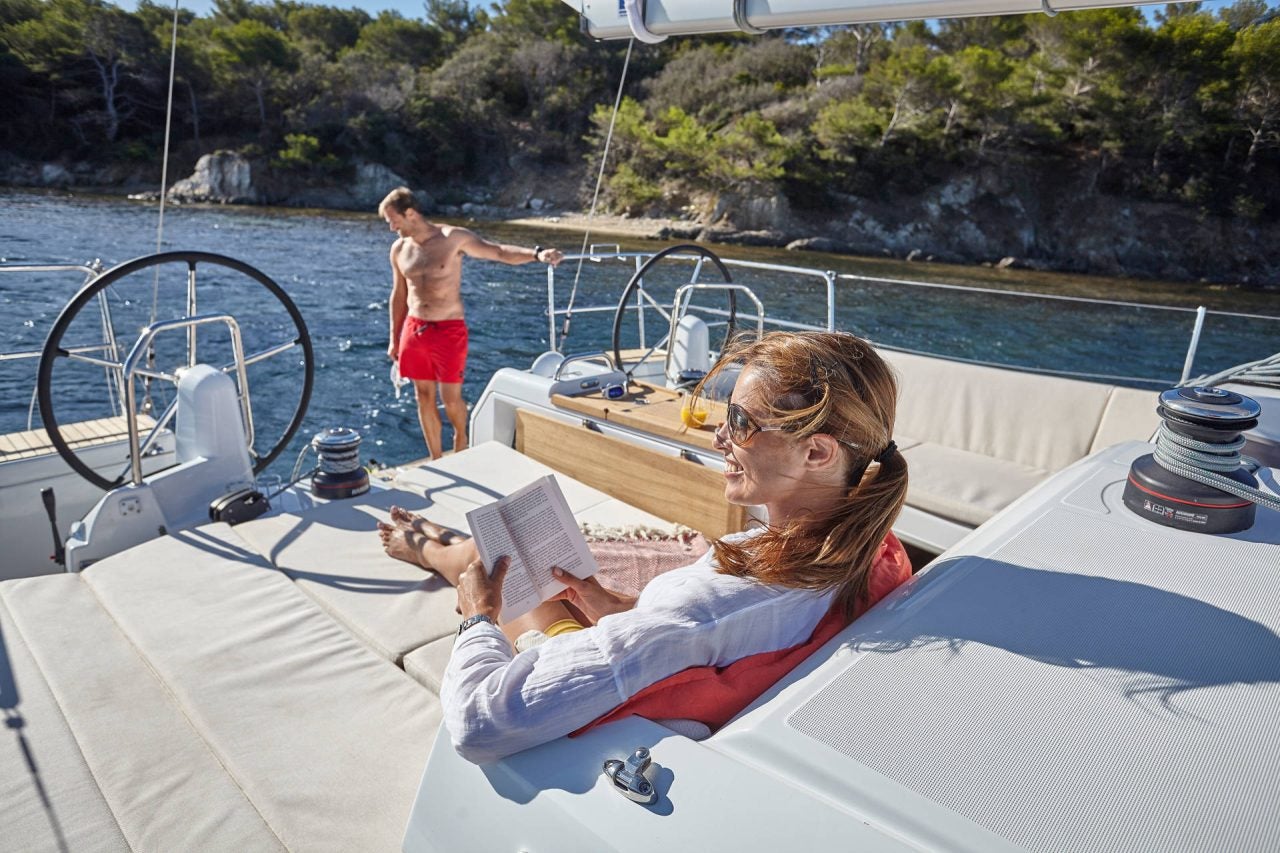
[1122, 386, 1280, 534]
[306, 427, 370, 500]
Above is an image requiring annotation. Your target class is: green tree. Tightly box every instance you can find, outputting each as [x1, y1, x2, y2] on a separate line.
[350, 11, 442, 66]
[286, 5, 369, 59]
[711, 112, 788, 187]
[5, 0, 159, 143]
[643, 38, 811, 126]
[273, 131, 339, 172]
[488, 0, 579, 45]
[1217, 0, 1271, 30]
[211, 17, 295, 131]
[1228, 19, 1280, 173]
[1139, 10, 1234, 183]
[816, 23, 892, 81]
[425, 0, 486, 51]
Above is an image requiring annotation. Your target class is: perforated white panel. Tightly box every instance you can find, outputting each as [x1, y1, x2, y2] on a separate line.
[788, 474, 1280, 853]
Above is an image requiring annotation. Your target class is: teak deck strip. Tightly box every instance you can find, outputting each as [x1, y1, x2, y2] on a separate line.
[0, 414, 158, 463]
[516, 408, 746, 540]
[550, 381, 725, 452]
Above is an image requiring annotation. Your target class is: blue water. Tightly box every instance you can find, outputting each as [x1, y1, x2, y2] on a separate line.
[3, 190, 1278, 479]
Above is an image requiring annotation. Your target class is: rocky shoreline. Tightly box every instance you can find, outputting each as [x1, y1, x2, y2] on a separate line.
[6, 151, 1278, 288]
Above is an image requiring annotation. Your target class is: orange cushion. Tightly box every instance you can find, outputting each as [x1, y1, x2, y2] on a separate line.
[572, 532, 912, 736]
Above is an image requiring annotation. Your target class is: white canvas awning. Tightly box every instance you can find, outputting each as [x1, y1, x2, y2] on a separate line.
[568, 0, 1159, 40]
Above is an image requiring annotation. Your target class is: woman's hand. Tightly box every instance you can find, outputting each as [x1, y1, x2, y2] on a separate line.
[548, 568, 636, 625]
[456, 556, 508, 621]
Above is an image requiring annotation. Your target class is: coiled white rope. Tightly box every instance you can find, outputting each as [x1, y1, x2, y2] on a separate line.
[1186, 352, 1280, 390]
[1152, 423, 1280, 512]
[282, 433, 363, 498]
[314, 439, 363, 476]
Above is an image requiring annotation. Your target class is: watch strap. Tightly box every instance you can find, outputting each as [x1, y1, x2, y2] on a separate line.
[457, 613, 495, 636]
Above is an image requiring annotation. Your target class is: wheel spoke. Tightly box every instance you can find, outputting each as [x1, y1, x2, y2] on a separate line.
[130, 366, 180, 383]
[227, 338, 299, 370]
[637, 289, 672, 323]
[60, 346, 124, 370]
[110, 396, 179, 485]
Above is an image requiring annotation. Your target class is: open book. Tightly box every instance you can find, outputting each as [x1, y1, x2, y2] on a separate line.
[464, 475, 599, 622]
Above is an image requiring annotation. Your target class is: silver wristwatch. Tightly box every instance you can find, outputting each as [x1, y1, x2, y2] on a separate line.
[457, 613, 495, 636]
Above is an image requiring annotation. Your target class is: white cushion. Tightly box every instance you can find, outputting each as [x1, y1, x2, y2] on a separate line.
[2, 573, 285, 851]
[403, 634, 456, 694]
[884, 349, 1113, 472]
[1090, 386, 1159, 454]
[393, 441, 615, 514]
[79, 524, 443, 853]
[0, 590, 133, 853]
[573, 497, 684, 530]
[234, 488, 468, 664]
[902, 442, 1049, 526]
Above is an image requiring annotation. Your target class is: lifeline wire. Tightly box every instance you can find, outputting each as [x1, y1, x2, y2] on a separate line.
[558, 38, 634, 351]
[1152, 424, 1280, 512]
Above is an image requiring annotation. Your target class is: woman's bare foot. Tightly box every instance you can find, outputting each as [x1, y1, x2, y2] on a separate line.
[378, 521, 432, 571]
[389, 506, 459, 545]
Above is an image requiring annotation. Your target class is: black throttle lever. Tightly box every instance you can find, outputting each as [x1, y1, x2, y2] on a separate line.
[40, 487, 65, 567]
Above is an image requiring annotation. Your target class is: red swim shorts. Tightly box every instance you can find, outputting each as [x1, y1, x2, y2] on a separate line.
[397, 317, 468, 384]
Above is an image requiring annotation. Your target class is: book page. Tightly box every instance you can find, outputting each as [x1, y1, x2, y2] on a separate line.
[465, 475, 598, 622]
[500, 475, 598, 600]
[465, 500, 540, 619]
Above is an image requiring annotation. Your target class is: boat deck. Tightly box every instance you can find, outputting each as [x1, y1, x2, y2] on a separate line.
[0, 414, 157, 464]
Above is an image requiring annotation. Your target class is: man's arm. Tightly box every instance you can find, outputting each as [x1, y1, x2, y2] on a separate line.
[388, 240, 408, 361]
[456, 230, 564, 268]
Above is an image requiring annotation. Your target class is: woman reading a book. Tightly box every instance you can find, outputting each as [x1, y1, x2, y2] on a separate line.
[378, 331, 911, 763]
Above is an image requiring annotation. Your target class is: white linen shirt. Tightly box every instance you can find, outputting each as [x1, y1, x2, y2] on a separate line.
[440, 531, 834, 763]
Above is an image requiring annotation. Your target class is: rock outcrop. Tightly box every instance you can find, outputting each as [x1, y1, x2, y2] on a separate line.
[701, 163, 1279, 286]
[167, 151, 257, 204]
[164, 154, 416, 211]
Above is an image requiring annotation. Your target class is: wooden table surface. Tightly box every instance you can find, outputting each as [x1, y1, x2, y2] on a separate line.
[551, 381, 725, 451]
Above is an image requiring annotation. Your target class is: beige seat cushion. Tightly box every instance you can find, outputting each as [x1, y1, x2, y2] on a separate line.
[0, 593, 133, 853]
[902, 442, 1049, 527]
[884, 349, 1114, 472]
[393, 441, 617, 514]
[2, 573, 285, 852]
[234, 488, 470, 665]
[77, 524, 442, 853]
[1090, 386, 1159, 454]
[404, 634, 456, 694]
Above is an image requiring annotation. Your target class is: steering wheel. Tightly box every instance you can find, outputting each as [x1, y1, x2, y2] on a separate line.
[37, 251, 314, 491]
[610, 244, 737, 377]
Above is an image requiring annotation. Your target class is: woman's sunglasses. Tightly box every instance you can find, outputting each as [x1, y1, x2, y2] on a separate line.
[725, 401, 862, 450]
[725, 402, 787, 446]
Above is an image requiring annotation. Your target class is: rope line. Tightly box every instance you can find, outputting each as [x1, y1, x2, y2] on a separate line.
[150, 0, 181, 326]
[1152, 424, 1280, 512]
[1185, 351, 1280, 390]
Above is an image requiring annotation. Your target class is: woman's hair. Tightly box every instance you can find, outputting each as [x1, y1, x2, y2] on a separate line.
[377, 186, 422, 217]
[690, 331, 909, 618]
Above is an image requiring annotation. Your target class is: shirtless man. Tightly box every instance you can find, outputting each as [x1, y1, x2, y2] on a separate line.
[379, 187, 564, 459]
